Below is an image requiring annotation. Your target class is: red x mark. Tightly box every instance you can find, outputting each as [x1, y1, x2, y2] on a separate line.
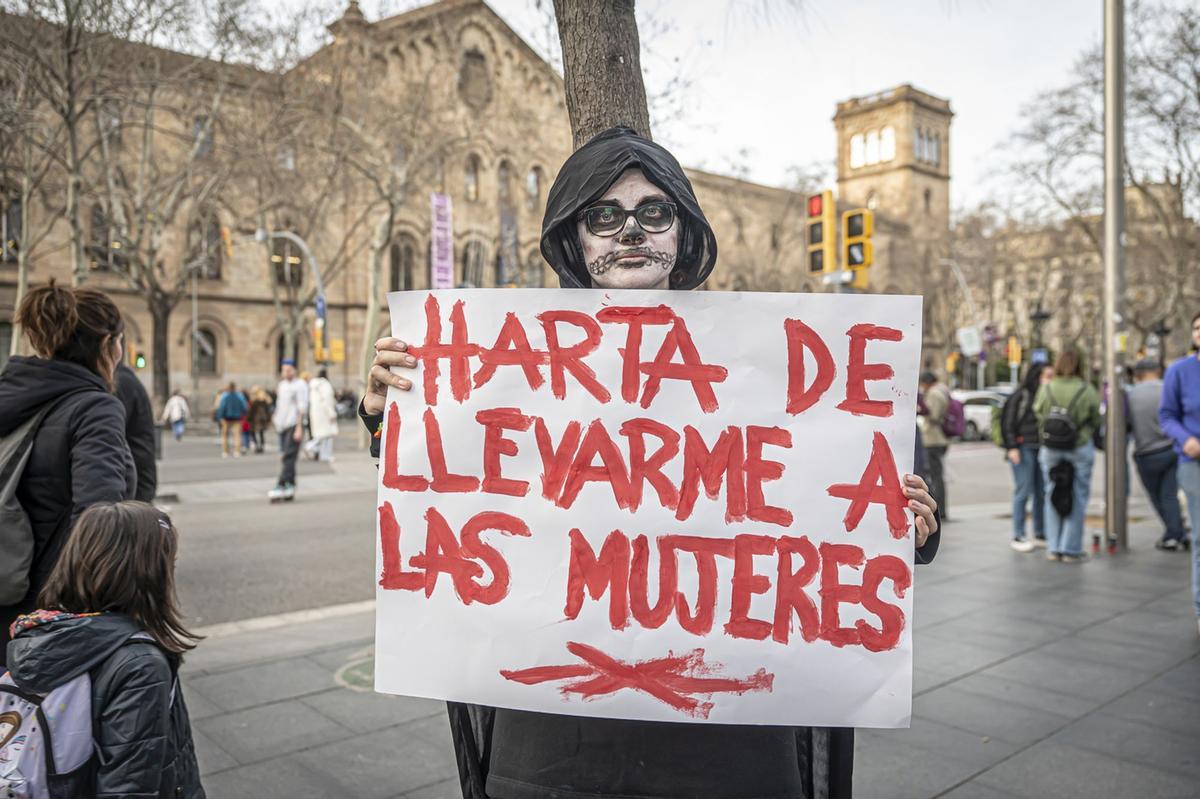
[500, 642, 774, 719]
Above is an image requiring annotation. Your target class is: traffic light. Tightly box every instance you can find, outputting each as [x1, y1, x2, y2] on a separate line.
[129, 345, 146, 369]
[806, 190, 835, 274]
[842, 209, 873, 290]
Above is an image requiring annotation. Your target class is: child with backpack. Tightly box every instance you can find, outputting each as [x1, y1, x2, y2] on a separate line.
[1, 501, 205, 798]
[1033, 350, 1102, 562]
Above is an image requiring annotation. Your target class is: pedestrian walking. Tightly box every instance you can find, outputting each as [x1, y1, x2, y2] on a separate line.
[269, 359, 308, 502]
[116, 362, 157, 502]
[248, 386, 272, 453]
[358, 127, 940, 799]
[1159, 310, 1200, 636]
[0, 282, 136, 665]
[305, 368, 338, 463]
[919, 371, 953, 522]
[3, 501, 205, 797]
[1127, 358, 1187, 550]
[1034, 349, 1102, 562]
[1002, 363, 1054, 551]
[161, 389, 191, 441]
[214, 381, 248, 458]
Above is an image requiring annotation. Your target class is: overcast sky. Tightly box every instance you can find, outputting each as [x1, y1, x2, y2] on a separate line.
[479, 0, 1110, 216]
[357, 0, 1114, 214]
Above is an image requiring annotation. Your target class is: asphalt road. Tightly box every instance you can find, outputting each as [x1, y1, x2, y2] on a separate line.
[162, 430, 1080, 627]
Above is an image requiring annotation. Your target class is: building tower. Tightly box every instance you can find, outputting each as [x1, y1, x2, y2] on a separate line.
[833, 84, 953, 258]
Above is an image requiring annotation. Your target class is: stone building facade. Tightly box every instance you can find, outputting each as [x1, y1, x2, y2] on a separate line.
[0, 0, 954, 406]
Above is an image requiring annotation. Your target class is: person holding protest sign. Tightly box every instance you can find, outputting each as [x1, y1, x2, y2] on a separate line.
[361, 127, 940, 799]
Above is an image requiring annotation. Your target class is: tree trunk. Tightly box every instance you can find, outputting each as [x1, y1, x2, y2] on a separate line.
[149, 297, 173, 408]
[10, 173, 33, 356]
[552, 0, 652, 149]
[359, 209, 393, 395]
[66, 119, 86, 285]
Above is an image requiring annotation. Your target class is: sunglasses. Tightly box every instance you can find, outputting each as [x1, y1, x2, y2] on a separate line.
[580, 201, 677, 237]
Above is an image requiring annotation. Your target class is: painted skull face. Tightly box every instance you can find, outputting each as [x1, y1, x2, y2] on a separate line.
[576, 168, 679, 291]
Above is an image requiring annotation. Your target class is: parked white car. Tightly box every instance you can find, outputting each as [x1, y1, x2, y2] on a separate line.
[950, 390, 1008, 441]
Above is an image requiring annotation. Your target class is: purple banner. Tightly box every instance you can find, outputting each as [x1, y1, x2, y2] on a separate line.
[430, 192, 454, 289]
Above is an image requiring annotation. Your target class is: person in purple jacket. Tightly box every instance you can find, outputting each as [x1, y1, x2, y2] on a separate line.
[1159, 310, 1200, 636]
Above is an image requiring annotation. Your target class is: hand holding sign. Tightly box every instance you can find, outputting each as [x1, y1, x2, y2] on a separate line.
[375, 288, 925, 727]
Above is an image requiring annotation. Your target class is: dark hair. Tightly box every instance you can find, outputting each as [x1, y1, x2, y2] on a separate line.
[919, 371, 938, 385]
[1054, 349, 1082, 378]
[15, 280, 124, 389]
[39, 501, 200, 656]
[318, 368, 328, 380]
[1020, 364, 1045, 394]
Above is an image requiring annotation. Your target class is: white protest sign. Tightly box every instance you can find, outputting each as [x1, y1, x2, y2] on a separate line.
[375, 289, 923, 728]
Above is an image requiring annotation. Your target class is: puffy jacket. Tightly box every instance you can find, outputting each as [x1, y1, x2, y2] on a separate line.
[1000, 387, 1040, 449]
[0, 356, 136, 660]
[6, 611, 205, 799]
[116, 363, 157, 502]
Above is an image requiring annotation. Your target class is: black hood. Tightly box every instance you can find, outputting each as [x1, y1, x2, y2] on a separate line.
[6, 612, 144, 692]
[540, 126, 718, 290]
[0, 356, 108, 436]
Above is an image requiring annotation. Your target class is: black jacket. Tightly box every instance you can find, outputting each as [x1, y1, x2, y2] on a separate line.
[1000, 387, 1040, 450]
[116, 363, 157, 502]
[6, 611, 205, 799]
[0, 357, 136, 659]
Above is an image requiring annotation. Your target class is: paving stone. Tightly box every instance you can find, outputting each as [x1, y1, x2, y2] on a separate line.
[199, 757, 347, 799]
[196, 699, 354, 764]
[192, 726, 238, 775]
[184, 629, 336, 673]
[940, 783, 1023, 799]
[1035, 633, 1192, 674]
[308, 642, 375, 671]
[401, 778, 460, 799]
[1100, 685, 1200, 737]
[180, 679, 223, 721]
[290, 721, 459, 799]
[853, 733, 998, 799]
[914, 683, 1072, 745]
[974, 741, 1199, 799]
[913, 666, 959, 695]
[1053, 712, 1200, 779]
[1142, 656, 1200, 700]
[188, 656, 336, 711]
[914, 635, 1016, 678]
[949, 673, 1100, 719]
[979, 649, 1148, 702]
[301, 688, 443, 734]
[922, 612, 1070, 650]
[1074, 609, 1200, 653]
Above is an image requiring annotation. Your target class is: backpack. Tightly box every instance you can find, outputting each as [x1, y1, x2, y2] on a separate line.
[0, 395, 84, 606]
[941, 393, 966, 438]
[0, 634, 167, 799]
[1041, 384, 1087, 451]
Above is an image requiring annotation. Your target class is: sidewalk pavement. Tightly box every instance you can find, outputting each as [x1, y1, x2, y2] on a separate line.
[182, 496, 1200, 799]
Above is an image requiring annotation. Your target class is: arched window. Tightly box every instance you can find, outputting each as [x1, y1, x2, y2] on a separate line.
[497, 159, 513, 206]
[87, 203, 126, 271]
[880, 126, 896, 162]
[526, 167, 543, 212]
[389, 236, 416, 292]
[523, 251, 545, 287]
[193, 328, 217, 375]
[461, 241, 485, 287]
[271, 236, 304, 286]
[186, 206, 222, 280]
[865, 130, 880, 165]
[464, 154, 480, 203]
[458, 49, 492, 111]
[850, 134, 865, 169]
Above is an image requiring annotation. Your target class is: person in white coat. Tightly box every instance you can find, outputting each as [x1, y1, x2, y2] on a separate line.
[305, 368, 339, 463]
[160, 390, 191, 441]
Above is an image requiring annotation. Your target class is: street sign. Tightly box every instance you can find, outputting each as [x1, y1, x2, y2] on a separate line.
[956, 326, 982, 357]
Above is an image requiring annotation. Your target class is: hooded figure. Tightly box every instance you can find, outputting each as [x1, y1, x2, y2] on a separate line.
[540, 126, 717, 291]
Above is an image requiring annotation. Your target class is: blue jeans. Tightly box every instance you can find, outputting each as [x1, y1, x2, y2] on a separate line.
[171, 419, 185, 440]
[1176, 460, 1200, 616]
[1133, 448, 1185, 541]
[1009, 444, 1045, 540]
[1040, 441, 1095, 556]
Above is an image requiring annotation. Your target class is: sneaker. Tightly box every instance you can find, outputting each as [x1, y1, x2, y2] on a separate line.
[1155, 539, 1181, 552]
[282, 484, 296, 501]
[1046, 552, 1062, 562]
[1032, 537, 1048, 549]
[1011, 539, 1037, 553]
[267, 485, 284, 501]
[1060, 553, 1088, 563]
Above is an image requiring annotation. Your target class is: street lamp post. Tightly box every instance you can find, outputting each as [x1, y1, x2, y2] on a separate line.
[1030, 303, 1052, 349]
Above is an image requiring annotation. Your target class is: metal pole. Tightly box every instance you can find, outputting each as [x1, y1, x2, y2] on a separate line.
[191, 270, 199, 394]
[1104, 0, 1128, 553]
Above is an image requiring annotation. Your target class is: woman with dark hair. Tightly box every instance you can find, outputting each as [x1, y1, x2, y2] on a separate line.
[5, 501, 205, 798]
[1034, 348, 1102, 562]
[359, 128, 940, 798]
[0, 281, 136, 663]
[1001, 363, 1055, 551]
